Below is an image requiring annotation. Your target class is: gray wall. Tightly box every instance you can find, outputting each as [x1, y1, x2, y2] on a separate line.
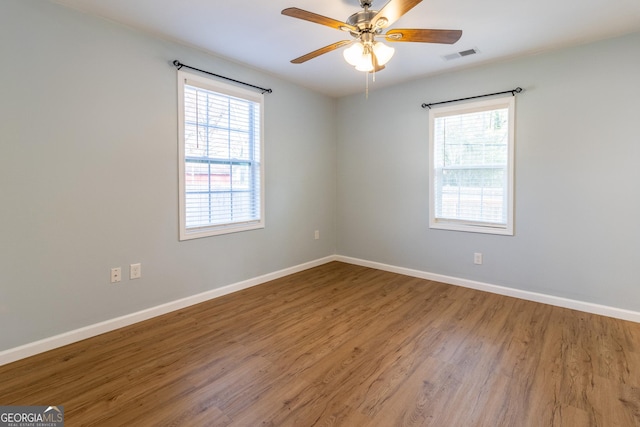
[0, 1, 337, 351]
[336, 32, 640, 311]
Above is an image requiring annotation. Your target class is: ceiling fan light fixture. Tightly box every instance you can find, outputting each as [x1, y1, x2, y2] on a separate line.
[344, 41, 393, 72]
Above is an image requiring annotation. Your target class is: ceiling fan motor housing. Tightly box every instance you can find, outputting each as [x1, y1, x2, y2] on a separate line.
[346, 10, 384, 38]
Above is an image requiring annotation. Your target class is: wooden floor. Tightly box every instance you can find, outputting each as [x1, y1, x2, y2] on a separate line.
[1, 262, 640, 426]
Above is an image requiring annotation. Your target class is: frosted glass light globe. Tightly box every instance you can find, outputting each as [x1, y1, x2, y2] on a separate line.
[373, 42, 395, 66]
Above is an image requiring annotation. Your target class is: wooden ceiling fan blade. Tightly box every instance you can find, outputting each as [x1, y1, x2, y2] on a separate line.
[372, 0, 423, 29]
[385, 29, 462, 44]
[291, 40, 352, 64]
[282, 7, 357, 33]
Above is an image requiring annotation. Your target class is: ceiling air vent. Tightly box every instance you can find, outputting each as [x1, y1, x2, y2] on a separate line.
[442, 48, 479, 61]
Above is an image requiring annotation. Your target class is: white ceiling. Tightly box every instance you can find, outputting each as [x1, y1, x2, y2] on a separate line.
[50, 0, 640, 97]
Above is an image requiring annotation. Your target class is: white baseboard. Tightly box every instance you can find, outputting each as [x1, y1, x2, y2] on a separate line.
[336, 255, 640, 323]
[0, 256, 337, 367]
[3, 254, 638, 367]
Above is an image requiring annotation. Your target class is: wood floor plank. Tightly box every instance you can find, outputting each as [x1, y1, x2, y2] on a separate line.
[1, 261, 639, 426]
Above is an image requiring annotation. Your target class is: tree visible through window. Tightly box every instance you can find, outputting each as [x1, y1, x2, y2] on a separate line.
[178, 71, 264, 240]
[429, 96, 515, 235]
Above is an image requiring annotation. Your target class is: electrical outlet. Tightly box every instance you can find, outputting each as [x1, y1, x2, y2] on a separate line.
[314, 230, 320, 240]
[474, 253, 483, 265]
[130, 263, 141, 280]
[110, 267, 122, 283]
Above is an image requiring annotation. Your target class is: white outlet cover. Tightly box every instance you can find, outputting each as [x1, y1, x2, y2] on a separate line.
[130, 263, 141, 279]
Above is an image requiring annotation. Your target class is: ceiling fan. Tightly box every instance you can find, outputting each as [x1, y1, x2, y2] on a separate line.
[281, 0, 462, 73]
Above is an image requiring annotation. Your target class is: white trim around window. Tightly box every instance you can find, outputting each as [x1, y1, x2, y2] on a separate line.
[177, 70, 265, 240]
[429, 95, 515, 235]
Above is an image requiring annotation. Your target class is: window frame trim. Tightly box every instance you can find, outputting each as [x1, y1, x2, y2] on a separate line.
[428, 95, 515, 236]
[177, 70, 265, 241]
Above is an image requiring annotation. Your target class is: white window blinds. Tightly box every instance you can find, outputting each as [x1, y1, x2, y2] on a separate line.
[178, 71, 264, 240]
[429, 96, 514, 235]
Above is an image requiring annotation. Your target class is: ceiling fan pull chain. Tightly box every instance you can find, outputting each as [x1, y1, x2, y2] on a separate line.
[365, 71, 369, 99]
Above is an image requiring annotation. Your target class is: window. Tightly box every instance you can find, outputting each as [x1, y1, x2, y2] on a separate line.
[429, 96, 515, 235]
[178, 70, 264, 240]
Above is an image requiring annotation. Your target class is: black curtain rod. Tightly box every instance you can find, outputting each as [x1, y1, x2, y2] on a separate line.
[173, 60, 273, 94]
[421, 87, 522, 109]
